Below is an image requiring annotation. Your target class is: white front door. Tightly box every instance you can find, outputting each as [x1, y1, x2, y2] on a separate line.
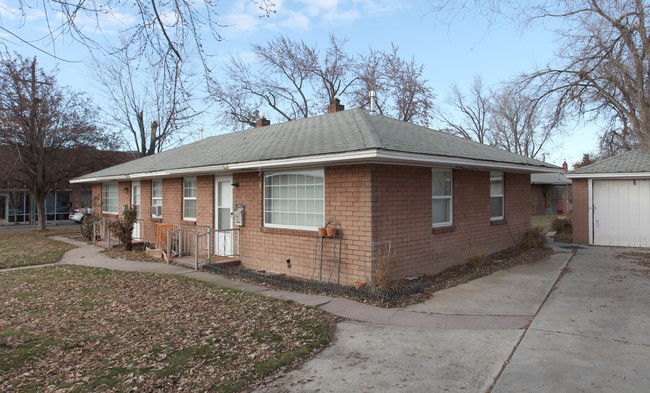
[214, 176, 233, 256]
[593, 179, 650, 247]
[132, 181, 141, 240]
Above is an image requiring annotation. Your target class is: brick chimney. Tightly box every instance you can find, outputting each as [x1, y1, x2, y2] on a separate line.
[255, 114, 270, 128]
[327, 97, 345, 113]
[573, 163, 580, 170]
[562, 161, 568, 172]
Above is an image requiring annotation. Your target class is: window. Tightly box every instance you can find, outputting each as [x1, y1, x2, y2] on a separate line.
[264, 169, 324, 229]
[490, 172, 504, 220]
[151, 180, 162, 217]
[102, 183, 119, 214]
[432, 169, 453, 227]
[183, 177, 197, 221]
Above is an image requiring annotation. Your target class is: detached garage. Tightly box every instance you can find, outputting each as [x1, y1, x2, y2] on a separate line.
[568, 150, 650, 247]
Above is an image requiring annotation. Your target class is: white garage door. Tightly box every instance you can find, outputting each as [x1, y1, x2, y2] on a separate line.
[593, 179, 650, 247]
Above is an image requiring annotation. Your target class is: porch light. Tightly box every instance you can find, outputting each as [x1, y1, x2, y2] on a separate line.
[231, 182, 239, 188]
[123, 187, 129, 195]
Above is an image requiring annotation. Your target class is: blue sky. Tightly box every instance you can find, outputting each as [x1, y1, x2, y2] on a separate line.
[0, 0, 599, 166]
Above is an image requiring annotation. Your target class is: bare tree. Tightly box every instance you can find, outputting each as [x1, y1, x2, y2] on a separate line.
[437, 75, 491, 144]
[429, 0, 650, 151]
[3, 1, 275, 72]
[94, 47, 200, 156]
[353, 45, 435, 126]
[489, 82, 560, 159]
[213, 36, 435, 128]
[213, 35, 357, 129]
[0, 54, 117, 230]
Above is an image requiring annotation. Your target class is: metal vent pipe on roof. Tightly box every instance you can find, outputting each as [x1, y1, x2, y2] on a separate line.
[369, 90, 377, 115]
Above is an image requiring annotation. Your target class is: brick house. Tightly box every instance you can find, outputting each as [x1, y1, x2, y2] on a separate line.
[530, 171, 572, 215]
[1, 147, 136, 225]
[72, 106, 559, 285]
[567, 149, 650, 247]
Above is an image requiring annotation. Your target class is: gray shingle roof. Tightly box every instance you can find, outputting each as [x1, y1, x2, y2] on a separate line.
[569, 149, 650, 175]
[531, 172, 571, 185]
[76, 108, 557, 180]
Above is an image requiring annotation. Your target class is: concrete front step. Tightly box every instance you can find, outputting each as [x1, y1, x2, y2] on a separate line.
[209, 258, 241, 268]
[96, 240, 145, 249]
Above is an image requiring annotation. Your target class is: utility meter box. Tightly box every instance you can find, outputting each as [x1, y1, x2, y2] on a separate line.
[234, 204, 245, 227]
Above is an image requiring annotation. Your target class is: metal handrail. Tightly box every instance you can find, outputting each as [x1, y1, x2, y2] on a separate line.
[92, 217, 113, 247]
[166, 225, 210, 264]
[194, 228, 240, 271]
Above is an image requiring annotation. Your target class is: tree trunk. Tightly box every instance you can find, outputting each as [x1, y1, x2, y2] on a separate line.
[34, 192, 46, 231]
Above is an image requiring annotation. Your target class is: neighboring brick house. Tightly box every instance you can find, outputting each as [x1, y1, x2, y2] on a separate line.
[567, 149, 650, 247]
[72, 106, 560, 284]
[0, 147, 137, 225]
[530, 171, 572, 215]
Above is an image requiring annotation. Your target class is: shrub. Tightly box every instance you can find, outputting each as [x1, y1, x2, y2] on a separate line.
[108, 206, 138, 251]
[80, 196, 102, 241]
[374, 245, 396, 289]
[520, 227, 546, 249]
[466, 252, 487, 270]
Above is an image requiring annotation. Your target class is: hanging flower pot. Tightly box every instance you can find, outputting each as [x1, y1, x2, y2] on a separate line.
[326, 227, 339, 237]
[318, 227, 327, 236]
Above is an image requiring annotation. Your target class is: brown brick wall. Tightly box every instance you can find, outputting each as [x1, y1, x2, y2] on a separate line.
[94, 177, 215, 249]
[572, 179, 589, 244]
[371, 166, 530, 280]
[91, 165, 531, 285]
[234, 166, 373, 284]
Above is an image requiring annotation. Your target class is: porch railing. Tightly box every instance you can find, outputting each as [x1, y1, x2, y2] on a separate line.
[93, 218, 115, 247]
[194, 228, 240, 270]
[166, 225, 210, 264]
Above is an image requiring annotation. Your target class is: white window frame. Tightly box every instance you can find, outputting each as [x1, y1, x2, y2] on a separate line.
[183, 177, 197, 221]
[490, 171, 504, 221]
[102, 183, 119, 214]
[264, 169, 325, 230]
[432, 168, 453, 227]
[151, 179, 163, 218]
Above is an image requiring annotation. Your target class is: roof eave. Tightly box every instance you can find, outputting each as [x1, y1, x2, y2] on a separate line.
[70, 148, 559, 183]
[567, 172, 650, 179]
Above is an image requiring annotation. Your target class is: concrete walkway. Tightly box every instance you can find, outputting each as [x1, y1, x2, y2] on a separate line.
[40, 236, 573, 331]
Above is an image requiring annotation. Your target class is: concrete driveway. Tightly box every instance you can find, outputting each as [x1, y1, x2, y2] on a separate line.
[492, 245, 650, 392]
[258, 244, 650, 393]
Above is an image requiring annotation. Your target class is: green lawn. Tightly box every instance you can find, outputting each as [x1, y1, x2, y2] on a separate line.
[0, 265, 337, 392]
[0, 229, 79, 269]
[531, 214, 557, 230]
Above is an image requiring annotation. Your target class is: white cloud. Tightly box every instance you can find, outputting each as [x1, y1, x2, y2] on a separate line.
[278, 10, 311, 31]
[222, 12, 261, 33]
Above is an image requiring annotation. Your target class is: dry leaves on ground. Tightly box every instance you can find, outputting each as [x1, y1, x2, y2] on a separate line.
[0, 230, 77, 269]
[0, 265, 339, 392]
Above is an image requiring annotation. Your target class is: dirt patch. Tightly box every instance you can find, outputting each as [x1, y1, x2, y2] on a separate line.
[0, 265, 339, 392]
[102, 247, 165, 263]
[389, 246, 554, 307]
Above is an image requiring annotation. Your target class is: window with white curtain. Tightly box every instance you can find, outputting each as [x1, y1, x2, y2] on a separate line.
[102, 183, 118, 214]
[264, 169, 324, 229]
[183, 177, 197, 221]
[151, 179, 162, 217]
